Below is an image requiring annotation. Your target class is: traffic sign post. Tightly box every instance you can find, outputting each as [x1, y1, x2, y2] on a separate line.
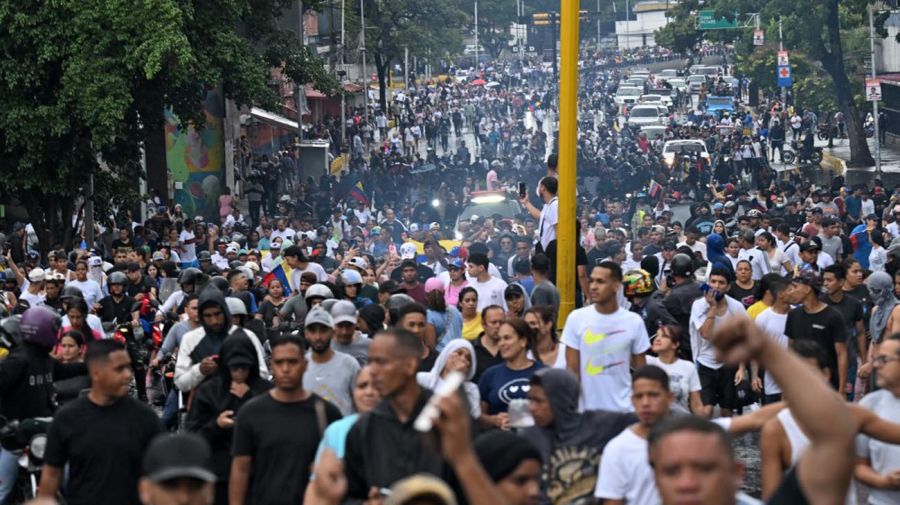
[698, 10, 738, 30]
[777, 65, 792, 88]
[777, 50, 789, 66]
[866, 78, 882, 101]
[753, 29, 764, 45]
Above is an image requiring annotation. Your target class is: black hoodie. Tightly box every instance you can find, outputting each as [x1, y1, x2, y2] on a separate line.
[190, 286, 232, 365]
[523, 368, 635, 505]
[185, 332, 272, 481]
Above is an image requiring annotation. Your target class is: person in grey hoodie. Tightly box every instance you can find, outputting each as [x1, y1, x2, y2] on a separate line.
[523, 368, 635, 505]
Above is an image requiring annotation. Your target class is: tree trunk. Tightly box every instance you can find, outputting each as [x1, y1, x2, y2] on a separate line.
[821, 0, 874, 167]
[374, 52, 389, 113]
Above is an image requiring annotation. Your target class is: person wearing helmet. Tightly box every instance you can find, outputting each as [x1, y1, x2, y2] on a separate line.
[159, 267, 203, 315]
[662, 253, 702, 359]
[97, 270, 147, 401]
[340, 268, 373, 309]
[623, 269, 676, 337]
[305, 284, 334, 310]
[0, 306, 87, 502]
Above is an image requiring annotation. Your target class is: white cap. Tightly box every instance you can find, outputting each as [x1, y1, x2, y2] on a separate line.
[88, 256, 103, 267]
[400, 242, 417, 260]
[28, 268, 46, 282]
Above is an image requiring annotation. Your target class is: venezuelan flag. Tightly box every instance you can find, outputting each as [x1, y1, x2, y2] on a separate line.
[262, 261, 293, 296]
[350, 181, 370, 207]
[649, 179, 663, 199]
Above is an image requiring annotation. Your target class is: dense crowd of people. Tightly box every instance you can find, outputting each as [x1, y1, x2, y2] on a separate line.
[0, 43, 899, 505]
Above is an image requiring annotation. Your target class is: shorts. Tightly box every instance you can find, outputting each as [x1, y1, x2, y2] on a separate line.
[698, 363, 738, 410]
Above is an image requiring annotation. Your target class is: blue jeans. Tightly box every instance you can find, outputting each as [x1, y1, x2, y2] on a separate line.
[162, 390, 180, 430]
[0, 448, 19, 503]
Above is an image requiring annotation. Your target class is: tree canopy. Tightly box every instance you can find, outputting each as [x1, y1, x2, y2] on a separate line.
[0, 0, 337, 252]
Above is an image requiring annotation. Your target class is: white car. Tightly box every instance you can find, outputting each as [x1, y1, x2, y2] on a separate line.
[641, 125, 668, 140]
[688, 75, 707, 92]
[658, 69, 678, 79]
[667, 78, 688, 92]
[614, 86, 643, 106]
[640, 94, 665, 107]
[627, 105, 666, 126]
[662, 140, 710, 166]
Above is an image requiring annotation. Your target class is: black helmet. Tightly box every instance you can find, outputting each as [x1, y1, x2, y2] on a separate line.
[60, 285, 84, 300]
[19, 307, 61, 349]
[208, 276, 229, 293]
[178, 267, 202, 286]
[670, 253, 695, 278]
[108, 271, 128, 286]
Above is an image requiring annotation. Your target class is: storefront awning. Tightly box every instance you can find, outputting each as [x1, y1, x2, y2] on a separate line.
[249, 107, 298, 130]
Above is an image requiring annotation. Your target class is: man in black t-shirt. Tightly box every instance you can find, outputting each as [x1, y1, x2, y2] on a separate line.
[41, 340, 163, 505]
[784, 271, 848, 393]
[822, 264, 866, 398]
[229, 335, 341, 505]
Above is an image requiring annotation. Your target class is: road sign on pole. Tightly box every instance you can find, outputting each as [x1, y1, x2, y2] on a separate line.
[866, 78, 882, 101]
[753, 29, 764, 45]
[777, 65, 792, 87]
[777, 51, 789, 66]
[698, 10, 738, 30]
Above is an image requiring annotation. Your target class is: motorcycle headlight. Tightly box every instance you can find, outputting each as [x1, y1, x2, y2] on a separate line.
[29, 434, 46, 460]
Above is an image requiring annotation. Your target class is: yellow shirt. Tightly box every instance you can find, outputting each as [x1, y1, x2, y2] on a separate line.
[747, 301, 770, 320]
[462, 314, 482, 341]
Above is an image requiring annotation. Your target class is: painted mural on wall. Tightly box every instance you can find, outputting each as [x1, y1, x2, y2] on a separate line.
[165, 90, 225, 218]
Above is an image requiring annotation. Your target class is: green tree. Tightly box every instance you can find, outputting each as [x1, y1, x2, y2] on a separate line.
[0, 0, 338, 253]
[719, 0, 875, 167]
[363, 0, 467, 111]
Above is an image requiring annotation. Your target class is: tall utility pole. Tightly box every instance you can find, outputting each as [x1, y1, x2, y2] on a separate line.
[596, 0, 601, 45]
[340, 0, 346, 147]
[557, 0, 579, 328]
[551, 12, 558, 80]
[474, 0, 479, 71]
[360, 0, 368, 130]
[404, 46, 409, 91]
[870, 4, 882, 176]
[779, 17, 786, 106]
[625, 0, 630, 49]
[296, 0, 305, 142]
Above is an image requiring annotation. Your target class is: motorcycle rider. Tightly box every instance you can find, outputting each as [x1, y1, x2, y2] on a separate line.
[159, 268, 203, 316]
[98, 271, 147, 402]
[0, 306, 86, 502]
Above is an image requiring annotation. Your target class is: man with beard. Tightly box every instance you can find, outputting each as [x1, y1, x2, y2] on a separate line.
[174, 287, 267, 393]
[301, 307, 360, 416]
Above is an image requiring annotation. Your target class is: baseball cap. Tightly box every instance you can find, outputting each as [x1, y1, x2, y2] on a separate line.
[226, 245, 239, 255]
[330, 300, 359, 325]
[385, 474, 456, 505]
[447, 258, 465, 270]
[143, 433, 216, 484]
[349, 257, 368, 270]
[12, 222, 25, 232]
[424, 277, 445, 293]
[270, 240, 282, 249]
[198, 250, 212, 261]
[126, 262, 141, 272]
[26, 250, 40, 261]
[429, 222, 441, 230]
[88, 256, 102, 267]
[27, 268, 46, 283]
[409, 223, 420, 233]
[399, 242, 418, 260]
[49, 249, 67, 261]
[305, 307, 334, 329]
[46, 272, 65, 283]
[799, 240, 821, 253]
[151, 251, 166, 261]
[504, 284, 525, 299]
[793, 270, 823, 290]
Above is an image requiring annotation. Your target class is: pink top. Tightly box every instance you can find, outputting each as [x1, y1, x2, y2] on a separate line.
[218, 195, 234, 220]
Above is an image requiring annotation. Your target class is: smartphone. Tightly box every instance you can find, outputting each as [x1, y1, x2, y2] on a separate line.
[700, 283, 724, 302]
[518, 181, 527, 199]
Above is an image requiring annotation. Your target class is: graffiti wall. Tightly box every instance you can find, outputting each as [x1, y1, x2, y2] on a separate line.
[165, 90, 225, 218]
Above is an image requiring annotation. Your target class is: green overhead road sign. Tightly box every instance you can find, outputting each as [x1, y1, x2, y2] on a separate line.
[698, 10, 738, 30]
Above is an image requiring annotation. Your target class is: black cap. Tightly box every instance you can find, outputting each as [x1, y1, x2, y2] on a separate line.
[126, 262, 141, 272]
[504, 284, 525, 299]
[799, 240, 821, 253]
[142, 433, 216, 484]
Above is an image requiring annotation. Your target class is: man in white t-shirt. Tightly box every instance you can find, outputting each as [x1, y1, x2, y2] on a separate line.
[466, 253, 508, 312]
[754, 277, 791, 404]
[689, 267, 748, 418]
[283, 245, 328, 292]
[270, 217, 296, 243]
[737, 230, 769, 280]
[519, 176, 558, 253]
[594, 365, 671, 505]
[178, 219, 198, 268]
[563, 261, 649, 412]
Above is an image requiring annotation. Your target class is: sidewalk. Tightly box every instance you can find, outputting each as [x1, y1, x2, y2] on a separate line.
[814, 135, 900, 186]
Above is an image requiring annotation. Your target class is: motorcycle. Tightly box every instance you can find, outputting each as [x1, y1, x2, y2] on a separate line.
[817, 123, 838, 141]
[0, 416, 51, 502]
[782, 139, 823, 165]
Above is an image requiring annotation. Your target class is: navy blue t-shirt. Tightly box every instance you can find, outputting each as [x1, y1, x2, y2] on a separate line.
[477, 361, 544, 415]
